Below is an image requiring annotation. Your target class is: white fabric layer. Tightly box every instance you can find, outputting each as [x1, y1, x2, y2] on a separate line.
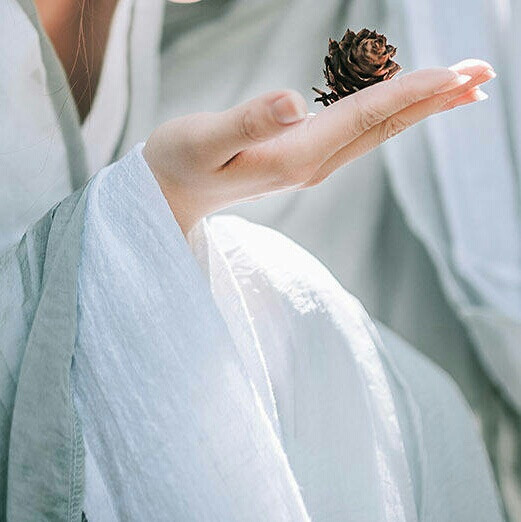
[73, 144, 418, 521]
[72, 144, 503, 521]
[205, 216, 418, 522]
[211, 217, 504, 522]
[186, 219, 282, 440]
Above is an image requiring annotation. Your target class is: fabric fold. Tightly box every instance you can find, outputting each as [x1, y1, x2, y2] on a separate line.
[381, 0, 521, 412]
[187, 220, 282, 440]
[73, 144, 309, 521]
[76, 144, 417, 521]
[209, 215, 419, 522]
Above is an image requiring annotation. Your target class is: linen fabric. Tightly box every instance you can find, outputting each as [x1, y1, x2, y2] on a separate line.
[0, 0, 510, 520]
[1, 143, 503, 521]
[74, 144, 419, 521]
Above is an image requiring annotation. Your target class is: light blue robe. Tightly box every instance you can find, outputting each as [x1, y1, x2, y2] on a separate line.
[0, 0, 511, 520]
[0, 144, 503, 521]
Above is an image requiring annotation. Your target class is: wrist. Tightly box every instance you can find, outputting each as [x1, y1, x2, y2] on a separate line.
[142, 138, 200, 236]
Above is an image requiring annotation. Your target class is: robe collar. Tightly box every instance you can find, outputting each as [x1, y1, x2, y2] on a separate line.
[5, 2, 163, 520]
[15, 0, 89, 191]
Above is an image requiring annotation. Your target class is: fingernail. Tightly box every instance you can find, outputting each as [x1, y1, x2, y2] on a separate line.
[435, 71, 472, 93]
[449, 59, 494, 72]
[485, 69, 497, 79]
[454, 74, 473, 85]
[475, 89, 489, 101]
[272, 95, 307, 124]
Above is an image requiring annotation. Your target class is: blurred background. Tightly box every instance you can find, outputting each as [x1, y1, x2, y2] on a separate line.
[158, 1, 521, 519]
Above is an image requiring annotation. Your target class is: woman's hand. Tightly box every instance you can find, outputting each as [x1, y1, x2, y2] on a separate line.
[143, 59, 495, 235]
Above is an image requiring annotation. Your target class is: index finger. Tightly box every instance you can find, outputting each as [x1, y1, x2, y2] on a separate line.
[300, 60, 492, 161]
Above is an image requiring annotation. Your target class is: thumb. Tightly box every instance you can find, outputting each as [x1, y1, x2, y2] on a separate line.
[206, 90, 308, 166]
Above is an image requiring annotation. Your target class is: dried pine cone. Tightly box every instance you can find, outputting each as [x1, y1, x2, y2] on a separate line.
[313, 28, 402, 106]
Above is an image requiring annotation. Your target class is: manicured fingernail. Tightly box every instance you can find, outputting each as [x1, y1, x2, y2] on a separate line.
[454, 74, 472, 85]
[272, 95, 307, 124]
[485, 69, 497, 79]
[474, 88, 489, 101]
[449, 59, 494, 72]
[435, 71, 472, 93]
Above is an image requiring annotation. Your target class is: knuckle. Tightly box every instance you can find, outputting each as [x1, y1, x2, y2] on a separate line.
[238, 107, 264, 142]
[379, 116, 409, 143]
[351, 95, 387, 135]
[395, 75, 418, 106]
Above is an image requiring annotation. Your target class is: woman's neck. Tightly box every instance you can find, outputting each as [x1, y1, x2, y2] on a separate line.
[34, 0, 119, 123]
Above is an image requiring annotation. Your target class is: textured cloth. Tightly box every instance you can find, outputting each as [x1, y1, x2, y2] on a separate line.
[0, 143, 502, 521]
[74, 144, 419, 521]
[0, 0, 512, 520]
[155, 1, 521, 517]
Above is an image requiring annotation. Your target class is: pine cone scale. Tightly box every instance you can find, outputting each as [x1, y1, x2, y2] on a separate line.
[313, 28, 402, 106]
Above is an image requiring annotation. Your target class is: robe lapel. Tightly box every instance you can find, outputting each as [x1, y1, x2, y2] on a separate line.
[15, 0, 88, 191]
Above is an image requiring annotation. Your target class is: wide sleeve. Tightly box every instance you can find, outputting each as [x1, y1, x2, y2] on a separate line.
[64, 144, 310, 522]
[0, 176, 87, 521]
[1, 144, 309, 522]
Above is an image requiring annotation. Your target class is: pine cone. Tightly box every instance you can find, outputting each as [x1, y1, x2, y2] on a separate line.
[313, 28, 402, 106]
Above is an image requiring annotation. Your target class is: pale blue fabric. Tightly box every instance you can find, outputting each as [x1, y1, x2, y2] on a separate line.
[1, 144, 503, 521]
[72, 144, 417, 521]
[1, 188, 87, 520]
[0, 0, 511, 519]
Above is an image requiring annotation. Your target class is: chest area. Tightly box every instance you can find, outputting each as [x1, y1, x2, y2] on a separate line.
[34, 0, 119, 122]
